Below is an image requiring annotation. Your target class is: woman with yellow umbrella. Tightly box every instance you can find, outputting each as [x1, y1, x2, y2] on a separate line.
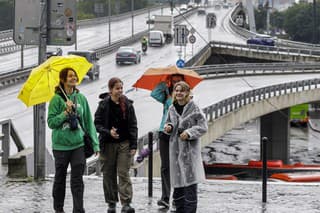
[47, 68, 99, 213]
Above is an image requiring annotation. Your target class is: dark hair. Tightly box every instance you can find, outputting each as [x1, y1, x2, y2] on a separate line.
[55, 67, 79, 101]
[108, 77, 127, 119]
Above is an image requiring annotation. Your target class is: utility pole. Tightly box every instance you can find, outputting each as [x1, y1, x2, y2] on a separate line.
[266, 0, 271, 35]
[108, 0, 111, 45]
[34, 0, 47, 180]
[313, 0, 317, 43]
[131, 0, 134, 37]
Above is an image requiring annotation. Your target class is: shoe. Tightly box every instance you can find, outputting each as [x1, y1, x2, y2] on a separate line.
[171, 200, 176, 212]
[108, 203, 116, 213]
[121, 203, 135, 213]
[157, 199, 170, 208]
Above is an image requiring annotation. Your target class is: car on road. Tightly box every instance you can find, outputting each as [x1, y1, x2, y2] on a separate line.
[246, 35, 275, 46]
[148, 30, 166, 46]
[116, 46, 141, 65]
[67, 50, 100, 80]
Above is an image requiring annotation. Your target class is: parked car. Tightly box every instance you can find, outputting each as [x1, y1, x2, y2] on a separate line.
[116, 46, 141, 65]
[46, 48, 62, 59]
[67, 50, 100, 80]
[246, 35, 275, 46]
[148, 30, 165, 46]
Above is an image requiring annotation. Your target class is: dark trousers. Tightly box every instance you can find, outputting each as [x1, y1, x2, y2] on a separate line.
[100, 141, 133, 205]
[173, 184, 198, 213]
[159, 131, 171, 203]
[53, 147, 86, 213]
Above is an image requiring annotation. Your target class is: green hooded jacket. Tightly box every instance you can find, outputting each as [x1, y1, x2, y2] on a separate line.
[47, 91, 100, 152]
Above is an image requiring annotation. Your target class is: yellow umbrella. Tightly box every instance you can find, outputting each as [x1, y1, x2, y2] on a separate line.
[17, 55, 93, 107]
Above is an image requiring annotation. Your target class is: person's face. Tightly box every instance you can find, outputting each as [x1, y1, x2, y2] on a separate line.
[174, 85, 188, 102]
[171, 76, 183, 86]
[110, 82, 123, 98]
[63, 70, 78, 87]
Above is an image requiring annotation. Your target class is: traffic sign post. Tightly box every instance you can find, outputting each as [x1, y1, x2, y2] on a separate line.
[206, 13, 216, 42]
[206, 13, 216, 29]
[176, 59, 185, 68]
[174, 25, 188, 46]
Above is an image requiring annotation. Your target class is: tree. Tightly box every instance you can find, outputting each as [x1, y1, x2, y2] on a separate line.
[283, 3, 314, 42]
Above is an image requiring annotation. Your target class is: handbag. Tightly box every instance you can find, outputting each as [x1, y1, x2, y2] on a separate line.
[74, 96, 94, 158]
[83, 131, 94, 158]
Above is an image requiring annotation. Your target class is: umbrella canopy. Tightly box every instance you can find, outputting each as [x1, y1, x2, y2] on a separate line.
[18, 55, 92, 107]
[133, 65, 203, 90]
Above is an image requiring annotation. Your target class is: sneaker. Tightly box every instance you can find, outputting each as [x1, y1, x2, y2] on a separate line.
[157, 199, 170, 208]
[108, 203, 116, 213]
[171, 200, 176, 212]
[121, 203, 135, 213]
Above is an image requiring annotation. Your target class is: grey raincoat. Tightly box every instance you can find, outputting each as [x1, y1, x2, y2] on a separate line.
[165, 100, 208, 188]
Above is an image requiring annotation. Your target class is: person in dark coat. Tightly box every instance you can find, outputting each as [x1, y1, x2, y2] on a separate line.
[94, 77, 137, 213]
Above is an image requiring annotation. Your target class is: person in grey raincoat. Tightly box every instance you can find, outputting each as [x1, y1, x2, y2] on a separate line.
[164, 81, 208, 213]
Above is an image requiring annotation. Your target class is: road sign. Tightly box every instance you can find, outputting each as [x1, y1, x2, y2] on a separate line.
[189, 35, 196, 44]
[176, 59, 185, 68]
[14, 0, 42, 45]
[206, 13, 216, 29]
[190, 27, 196, 35]
[174, 25, 188, 46]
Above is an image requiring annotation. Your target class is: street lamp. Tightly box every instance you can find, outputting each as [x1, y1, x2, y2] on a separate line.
[131, 0, 134, 37]
[108, 0, 111, 45]
[313, 0, 317, 43]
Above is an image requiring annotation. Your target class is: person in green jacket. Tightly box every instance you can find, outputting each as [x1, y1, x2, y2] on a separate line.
[47, 67, 100, 213]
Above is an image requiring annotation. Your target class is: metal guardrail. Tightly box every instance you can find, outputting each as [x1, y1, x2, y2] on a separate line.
[0, 8, 197, 89]
[190, 62, 320, 78]
[0, 5, 165, 55]
[228, 3, 320, 50]
[202, 78, 320, 122]
[210, 40, 320, 57]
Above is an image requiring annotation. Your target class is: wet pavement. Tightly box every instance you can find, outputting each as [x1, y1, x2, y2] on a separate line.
[1, 172, 320, 213]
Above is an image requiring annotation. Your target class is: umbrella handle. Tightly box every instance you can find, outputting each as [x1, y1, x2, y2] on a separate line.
[59, 85, 70, 101]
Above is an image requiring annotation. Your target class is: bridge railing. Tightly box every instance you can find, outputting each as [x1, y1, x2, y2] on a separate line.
[202, 78, 320, 122]
[0, 119, 25, 165]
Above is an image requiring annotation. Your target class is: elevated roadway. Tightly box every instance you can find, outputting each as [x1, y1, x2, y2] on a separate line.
[1, 5, 320, 162]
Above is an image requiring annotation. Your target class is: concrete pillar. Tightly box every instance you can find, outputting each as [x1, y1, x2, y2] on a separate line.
[260, 108, 290, 164]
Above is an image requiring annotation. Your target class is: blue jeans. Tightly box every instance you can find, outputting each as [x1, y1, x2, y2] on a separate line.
[173, 184, 198, 213]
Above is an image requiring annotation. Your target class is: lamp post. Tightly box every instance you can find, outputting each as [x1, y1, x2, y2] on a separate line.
[108, 0, 111, 45]
[313, 0, 317, 43]
[131, 0, 134, 37]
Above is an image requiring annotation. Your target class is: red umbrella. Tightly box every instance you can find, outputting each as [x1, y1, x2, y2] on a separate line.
[133, 65, 203, 90]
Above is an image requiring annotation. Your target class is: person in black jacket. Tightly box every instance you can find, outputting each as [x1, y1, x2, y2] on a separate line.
[94, 77, 137, 213]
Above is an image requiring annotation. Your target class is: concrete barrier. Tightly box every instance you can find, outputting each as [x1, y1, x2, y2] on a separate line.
[8, 148, 54, 178]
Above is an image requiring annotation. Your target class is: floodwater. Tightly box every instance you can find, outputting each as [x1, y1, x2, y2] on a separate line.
[202, 119, 320, 165]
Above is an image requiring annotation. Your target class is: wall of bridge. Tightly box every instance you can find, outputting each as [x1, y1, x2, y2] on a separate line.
[200, 88, 320, 148]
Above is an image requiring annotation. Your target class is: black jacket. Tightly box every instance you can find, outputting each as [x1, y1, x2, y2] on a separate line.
[94, 92, 138, 150]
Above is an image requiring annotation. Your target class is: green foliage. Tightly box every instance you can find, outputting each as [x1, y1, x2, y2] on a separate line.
[255, 2, 320, 43]
[283, 3, 314, 42]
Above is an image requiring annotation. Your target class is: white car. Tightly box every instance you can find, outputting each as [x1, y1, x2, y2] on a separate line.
[148, 30, 165, 46]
